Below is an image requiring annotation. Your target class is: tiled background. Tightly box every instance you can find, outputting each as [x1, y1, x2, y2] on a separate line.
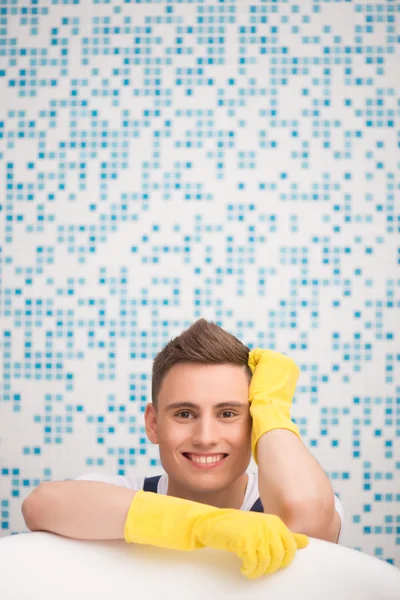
[0, 0, 399, 566]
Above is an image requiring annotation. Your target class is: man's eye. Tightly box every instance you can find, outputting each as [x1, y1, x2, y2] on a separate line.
[176, 411, 192, 419]
[175, 411, 237, 419]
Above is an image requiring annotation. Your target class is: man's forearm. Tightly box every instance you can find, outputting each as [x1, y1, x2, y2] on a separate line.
[257, 429, 337, 540]
[22, 481, 137, 540]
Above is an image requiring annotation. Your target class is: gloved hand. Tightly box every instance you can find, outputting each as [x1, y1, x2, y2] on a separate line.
[248, 348, 301, 465]
[124, 490, 309, 579]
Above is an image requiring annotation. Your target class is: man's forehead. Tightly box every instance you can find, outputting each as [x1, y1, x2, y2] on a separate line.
[157, 362, 250, 407]
[163, 362, 249, 378]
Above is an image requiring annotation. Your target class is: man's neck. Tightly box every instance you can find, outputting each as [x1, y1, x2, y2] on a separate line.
[166, 472, 249, 510]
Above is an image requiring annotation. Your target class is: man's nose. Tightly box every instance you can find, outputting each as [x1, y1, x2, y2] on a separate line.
[191, 416, 221, 444]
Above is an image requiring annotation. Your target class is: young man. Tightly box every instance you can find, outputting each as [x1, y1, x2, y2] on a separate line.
[22, 319, 343, 579]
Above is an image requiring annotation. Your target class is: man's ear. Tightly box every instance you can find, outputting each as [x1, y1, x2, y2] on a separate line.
[144, 402, 159, 445]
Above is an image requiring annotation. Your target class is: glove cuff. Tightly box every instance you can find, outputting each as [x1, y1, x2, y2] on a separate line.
[124, 490, 216, 551]
[250, 402, 300, 465]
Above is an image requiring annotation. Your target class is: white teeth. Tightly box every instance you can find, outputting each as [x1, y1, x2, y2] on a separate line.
[186, 454, 225, 464]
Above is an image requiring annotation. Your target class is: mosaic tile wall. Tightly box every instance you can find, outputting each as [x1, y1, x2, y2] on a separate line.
[0, 0, 399, 566]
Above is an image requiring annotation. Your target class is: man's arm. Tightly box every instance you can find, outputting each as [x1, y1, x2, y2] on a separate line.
[257, 429, 340, 543]
[21, 481, 138, 540]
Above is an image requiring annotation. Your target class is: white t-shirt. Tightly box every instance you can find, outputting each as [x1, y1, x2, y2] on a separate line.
[74, 470, 345, 544]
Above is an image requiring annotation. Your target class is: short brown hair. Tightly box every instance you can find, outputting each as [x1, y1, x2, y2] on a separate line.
[151, 318, 252, 409]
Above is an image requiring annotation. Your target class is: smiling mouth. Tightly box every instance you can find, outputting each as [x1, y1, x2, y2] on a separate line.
[182, 453, 228, 464]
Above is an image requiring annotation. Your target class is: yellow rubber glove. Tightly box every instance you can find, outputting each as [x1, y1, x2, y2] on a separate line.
[248, 348, 301, 465]
[125, 490, 309, 579]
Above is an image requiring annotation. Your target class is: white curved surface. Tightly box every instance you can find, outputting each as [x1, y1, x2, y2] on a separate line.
[1, 532, 399, 600]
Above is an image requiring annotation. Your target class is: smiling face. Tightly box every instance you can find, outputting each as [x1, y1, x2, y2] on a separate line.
[144, 362, 253, 509]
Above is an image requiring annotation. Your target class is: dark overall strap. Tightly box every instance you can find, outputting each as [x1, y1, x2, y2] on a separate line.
[249, 497, 264, 512]
[143, 475, 264, 513]
[143, 475, 162, 492]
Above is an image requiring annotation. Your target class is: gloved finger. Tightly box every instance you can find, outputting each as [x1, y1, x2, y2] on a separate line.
[245, 545, 272, 580]
[240, 547, 267, 579]
[279, 530, 298, 570]
[293, 532, 309, 549]
[248, 348, 263, 373]
[264, 527, 286, 575]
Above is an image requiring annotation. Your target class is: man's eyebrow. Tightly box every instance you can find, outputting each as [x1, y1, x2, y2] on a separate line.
[165, 401, 248, 412]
